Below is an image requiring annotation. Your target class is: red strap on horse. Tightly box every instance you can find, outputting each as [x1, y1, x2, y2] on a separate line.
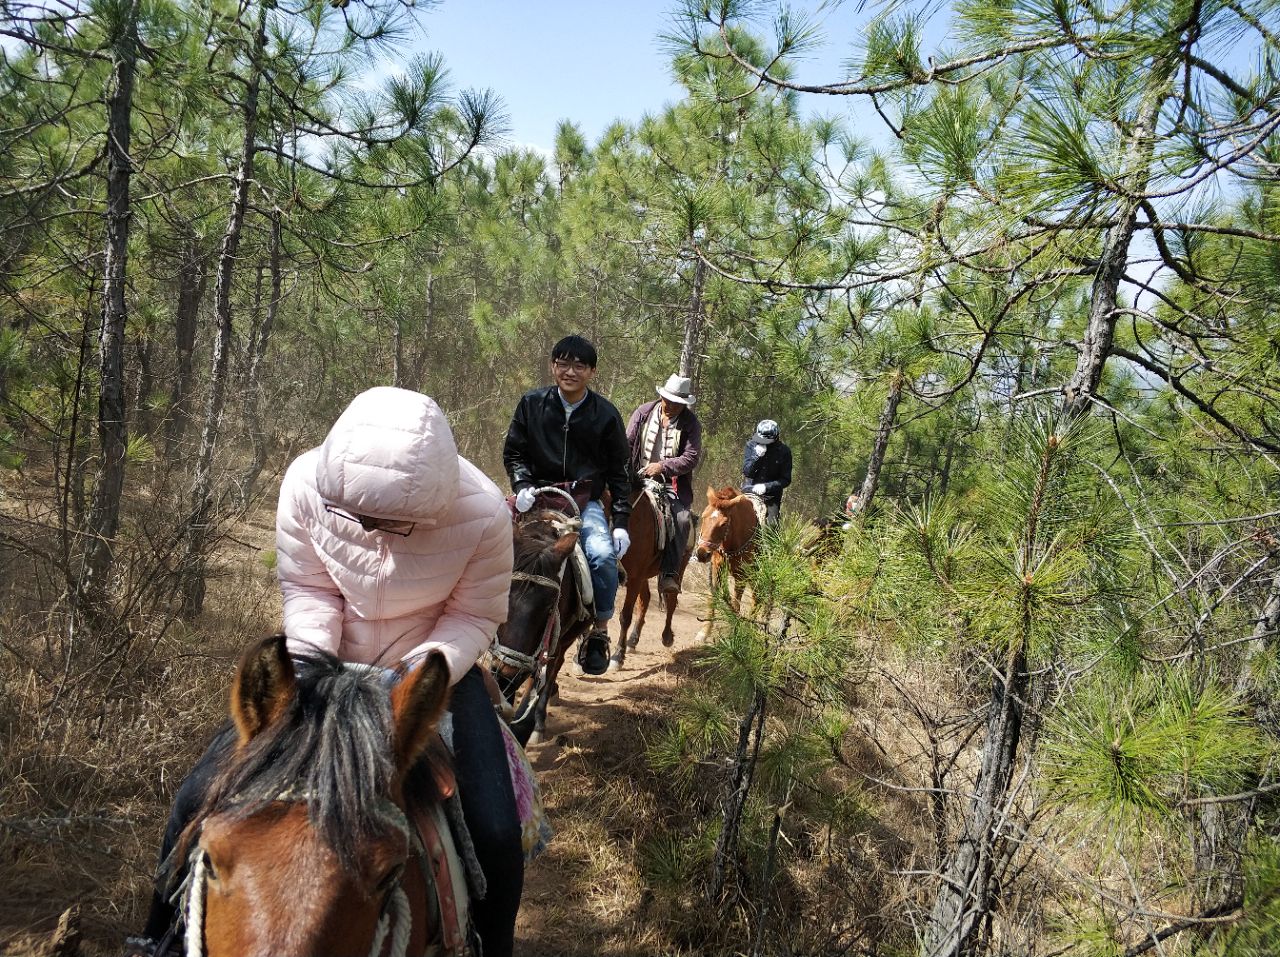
[410, 805, 466, 956]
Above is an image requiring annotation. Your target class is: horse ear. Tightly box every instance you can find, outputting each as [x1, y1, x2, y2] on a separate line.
[390, 652, 451, 774]
[231, 634, 297, 746]
[706, 484, 717, 504]
[551, 530, 580, 559]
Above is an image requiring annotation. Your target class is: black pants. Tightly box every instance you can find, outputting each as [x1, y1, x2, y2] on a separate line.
[661, 500, 692, 579]
[143, 666, 523, 957]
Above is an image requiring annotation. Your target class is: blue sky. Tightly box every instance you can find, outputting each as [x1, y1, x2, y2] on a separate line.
[406, 0, 890, 153]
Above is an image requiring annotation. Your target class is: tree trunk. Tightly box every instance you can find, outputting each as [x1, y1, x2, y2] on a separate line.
[709, 684, 766, 902]
[180, 2, 269, 616]
[239, 208, 283, 504]
[922, 643, 1028, 957]
[164, 232, 207, 456]
[1061, 77, 1171, 421]
[857, 369, 904, 516]
[679, 254, 706, 382]
[77, 0, 141, 619]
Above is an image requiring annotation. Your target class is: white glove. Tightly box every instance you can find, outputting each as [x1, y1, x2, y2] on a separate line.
[612, 528, 630, 558]
[514, 488, 536, 512]
[753, 443, 767, 455]
[751, 483, 766, 495]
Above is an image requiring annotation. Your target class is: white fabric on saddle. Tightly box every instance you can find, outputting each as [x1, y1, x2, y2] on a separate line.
[643, 482, 677, 552]
[569, 542, 593, 618]
[743, 492, 769, 528]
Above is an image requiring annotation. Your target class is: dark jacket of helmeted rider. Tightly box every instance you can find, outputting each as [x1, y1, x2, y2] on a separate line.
[741, 418, 793, 521]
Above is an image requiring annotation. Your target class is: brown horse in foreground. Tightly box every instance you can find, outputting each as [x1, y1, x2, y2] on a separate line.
[492, 508, 589, 745]
[609, 481, 693, 672]
[693, 485, 760, 642]
[175, 635, 464, 957]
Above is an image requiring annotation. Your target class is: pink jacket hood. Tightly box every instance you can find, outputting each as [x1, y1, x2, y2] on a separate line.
[277, 388, 512, 683]
[316, 387, 460, 523]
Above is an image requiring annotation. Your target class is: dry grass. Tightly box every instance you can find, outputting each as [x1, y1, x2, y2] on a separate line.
[1, 512, 974, 957]
[0, 507, 280, 956]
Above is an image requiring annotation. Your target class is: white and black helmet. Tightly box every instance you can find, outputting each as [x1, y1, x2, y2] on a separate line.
[755, 419, 780, 440]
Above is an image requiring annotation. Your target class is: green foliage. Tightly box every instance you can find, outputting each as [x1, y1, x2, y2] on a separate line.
[1042, 670, 1267, 827]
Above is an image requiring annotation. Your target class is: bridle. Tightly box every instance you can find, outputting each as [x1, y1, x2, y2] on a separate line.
[179, 795, 445, 957]
[490, 564, 568, 684]
[697, 507, 755, 560]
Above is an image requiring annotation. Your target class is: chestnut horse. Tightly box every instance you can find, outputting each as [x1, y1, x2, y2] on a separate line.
[492, 508, 589, 746]
[693, 485, 760, 642]
[173, 634, 465, 957]
[608, 481, 692, 672]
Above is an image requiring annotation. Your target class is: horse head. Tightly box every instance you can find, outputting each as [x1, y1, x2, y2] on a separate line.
[184, 635, 452, 957]
[494, 510, 579, 689]
[695, 485, 750, 563]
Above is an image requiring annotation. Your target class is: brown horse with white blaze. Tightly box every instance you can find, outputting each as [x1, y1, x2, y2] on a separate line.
[693, 485, 760, 642]
[609, 481, 692, 671]
[173, 635, 464, 957]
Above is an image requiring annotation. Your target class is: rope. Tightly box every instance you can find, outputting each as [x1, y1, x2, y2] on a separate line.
[387, 887, 411, 957]
[183, 850, 206, 957]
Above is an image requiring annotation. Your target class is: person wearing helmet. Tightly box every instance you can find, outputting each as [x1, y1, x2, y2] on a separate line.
[741, 418, 793, 524]
[131, 387, 523, 957]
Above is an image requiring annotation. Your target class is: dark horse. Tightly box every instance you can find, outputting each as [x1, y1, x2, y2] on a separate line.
[492, 507, 589, 746]
[608, 480, 691, 671]
[170, 634, 464, 957]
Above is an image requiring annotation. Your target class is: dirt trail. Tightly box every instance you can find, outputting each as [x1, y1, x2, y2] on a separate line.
[515, 582, 710, 956]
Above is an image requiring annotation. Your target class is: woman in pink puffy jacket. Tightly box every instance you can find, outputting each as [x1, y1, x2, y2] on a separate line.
[133, 388, 522, 957]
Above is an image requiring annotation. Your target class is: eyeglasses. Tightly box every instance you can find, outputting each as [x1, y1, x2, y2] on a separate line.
[324, 503, 416, 537]
[552, 359, 591, 374]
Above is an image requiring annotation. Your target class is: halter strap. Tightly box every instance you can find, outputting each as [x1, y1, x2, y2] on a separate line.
[510, 570, 562, 590]
[697, 518, 756, 560]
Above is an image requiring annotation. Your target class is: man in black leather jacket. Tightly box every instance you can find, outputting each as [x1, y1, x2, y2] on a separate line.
[503, 335, 631, 675]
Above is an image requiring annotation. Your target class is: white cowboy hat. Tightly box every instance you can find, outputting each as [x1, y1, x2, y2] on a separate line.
[656, 373, 696, 406]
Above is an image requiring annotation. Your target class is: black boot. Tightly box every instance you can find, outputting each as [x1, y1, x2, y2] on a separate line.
[579, 629, 610, 675]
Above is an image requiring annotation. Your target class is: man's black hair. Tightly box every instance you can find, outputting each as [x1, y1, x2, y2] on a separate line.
[550, 335, 598, 368]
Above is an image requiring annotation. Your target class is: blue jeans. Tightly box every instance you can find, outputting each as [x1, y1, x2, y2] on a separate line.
[581, 499, 619, 620]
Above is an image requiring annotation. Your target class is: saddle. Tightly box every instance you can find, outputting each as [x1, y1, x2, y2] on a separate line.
[742, 491, 769, 528]
[641, 480, 679, 552]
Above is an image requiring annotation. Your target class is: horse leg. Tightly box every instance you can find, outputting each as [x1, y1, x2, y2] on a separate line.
[661, 589, 677, 647]
[611, 580, 639, 672]
[629, 580, 650, 649]
[695, 557, 719, 643]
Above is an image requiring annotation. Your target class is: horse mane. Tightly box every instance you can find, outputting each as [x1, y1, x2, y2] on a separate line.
[175, 651, 440, 875]
[513, 509, 574, 575]
[710, 485, 743, 507]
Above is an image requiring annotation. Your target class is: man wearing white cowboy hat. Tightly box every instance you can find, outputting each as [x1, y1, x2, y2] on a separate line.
[625, 373, 704, 595]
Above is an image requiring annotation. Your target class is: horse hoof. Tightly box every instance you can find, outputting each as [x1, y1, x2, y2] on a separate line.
[662, 632, 674, 647]
[607, 658, 622, 673]
[626, 635, 640, 650]
[570, 661, 584, 677]
[528, 730, 544, 746]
